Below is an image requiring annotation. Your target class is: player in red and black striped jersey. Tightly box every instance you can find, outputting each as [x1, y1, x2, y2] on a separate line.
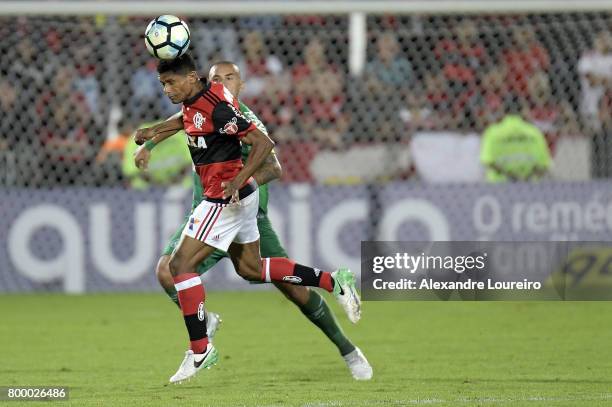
[180, 77, 256, 200]
[152, 54, 362, 383]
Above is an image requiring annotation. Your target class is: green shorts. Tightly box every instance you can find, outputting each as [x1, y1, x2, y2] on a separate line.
[162, 210, 288, 275]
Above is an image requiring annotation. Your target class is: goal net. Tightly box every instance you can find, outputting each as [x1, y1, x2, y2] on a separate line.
[1, 4, 611, 292]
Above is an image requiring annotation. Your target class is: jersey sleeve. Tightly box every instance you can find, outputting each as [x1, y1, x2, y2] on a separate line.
[212, 101, 256, 138]
[239, 101, 269, 136]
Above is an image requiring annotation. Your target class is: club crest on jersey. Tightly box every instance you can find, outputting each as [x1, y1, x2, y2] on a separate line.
[193, 112, 206, 130]
[197, 302, 205, 321]
[220, 117, 239, 135]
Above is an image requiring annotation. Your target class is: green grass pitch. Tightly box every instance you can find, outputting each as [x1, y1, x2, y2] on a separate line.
[1, 292, 611, 406]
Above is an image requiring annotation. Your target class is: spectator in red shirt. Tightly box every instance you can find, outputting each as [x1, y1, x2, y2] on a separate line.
[522, 70, 560, 136]
[422, 71, 452, 131]
[471, 65, 513, 132]
[292, 37, 340, 84]
[502, 26, 550, 98]
[521, 70, 579, 156]
[43, 95, 94, 185]
[292, 37, 346, 147]
[305, 71, 348, 148]
[240, 31, 293, 135]
[241, 31, 288, 100]
[434, 20, 489, 97]
[40, 67, 99, 185]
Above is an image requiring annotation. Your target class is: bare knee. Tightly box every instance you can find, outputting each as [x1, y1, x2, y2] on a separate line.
[156, 256, 174, 290]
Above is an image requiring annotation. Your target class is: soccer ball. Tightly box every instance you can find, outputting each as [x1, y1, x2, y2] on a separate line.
[144, 15, 190, 60]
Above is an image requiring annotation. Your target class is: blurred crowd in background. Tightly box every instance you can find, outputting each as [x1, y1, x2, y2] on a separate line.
[0, 13, 611, 187]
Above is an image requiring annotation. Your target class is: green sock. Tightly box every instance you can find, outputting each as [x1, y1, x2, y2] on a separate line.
[164, 287, 180, 308]
[300, 290, 355, 356]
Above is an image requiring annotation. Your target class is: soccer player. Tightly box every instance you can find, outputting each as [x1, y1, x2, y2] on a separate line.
[141, 54, 364, 383]
[136, 61, 373, 381]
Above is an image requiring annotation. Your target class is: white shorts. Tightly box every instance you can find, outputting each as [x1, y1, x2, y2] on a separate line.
[182, 191, 260, 252]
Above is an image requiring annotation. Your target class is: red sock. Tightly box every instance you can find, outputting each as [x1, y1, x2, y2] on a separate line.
[173, 273, 209, 354]
[261, 257, 334, 292]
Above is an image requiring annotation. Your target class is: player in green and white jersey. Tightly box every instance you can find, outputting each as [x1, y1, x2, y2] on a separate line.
[134, 61, 372, 380]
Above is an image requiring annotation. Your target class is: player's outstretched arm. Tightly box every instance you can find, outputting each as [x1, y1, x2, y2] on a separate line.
[134, 112, 184, 145]
[252, 151, 282, 186]
[133, 112, 185, 170]
[222, 128, 274, 200]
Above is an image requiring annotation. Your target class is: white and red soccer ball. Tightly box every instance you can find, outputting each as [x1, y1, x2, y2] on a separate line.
[144, 15, 190, 60]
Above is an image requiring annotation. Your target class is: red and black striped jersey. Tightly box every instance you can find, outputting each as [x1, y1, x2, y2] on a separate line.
[181, 79, 256, 199]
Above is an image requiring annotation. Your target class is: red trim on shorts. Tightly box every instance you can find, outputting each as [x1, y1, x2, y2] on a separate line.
[195, 206, 215, 240]
[197, 207, 220, 241]
[202, 207, 224, 242]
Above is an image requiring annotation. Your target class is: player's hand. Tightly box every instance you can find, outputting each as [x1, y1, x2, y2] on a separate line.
[221, 179, 240, 203]
[134, 127, 155, 145]
[134, 144, 151, 170]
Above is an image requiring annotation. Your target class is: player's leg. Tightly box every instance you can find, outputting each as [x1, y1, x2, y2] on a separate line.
[169, 191, 264, 383]
[226, 241, 372, 380]
[167, 201, 227, 383]
[273, 283, 354, 354]
[227, 239, 263, 280]
[257, 257, 361, 323]
[228, 241, 356, 302]
[257, 213, 354, 351]
[227, 247, 361, 323]
[158, 250, 227, 306]
[274, 283, 372, 379]
[156, 253, 223, 338]
[272, 279, 353, 352]
[258, 213, 372, 379]
[157, 221, 227, 305]
[156, 255, 177, 303]
[250, 217, 360, 321]
[156, 217, 223, 337]
[157, 221, 185, 305]
[222, 193, 338, 292]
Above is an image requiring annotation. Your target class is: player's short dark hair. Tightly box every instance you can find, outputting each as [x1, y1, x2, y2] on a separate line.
[157, 53, 197, 76]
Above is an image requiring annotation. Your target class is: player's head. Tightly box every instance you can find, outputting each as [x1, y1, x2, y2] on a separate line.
[208, 61, 244, 99]
[157, 53, 200, 104]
